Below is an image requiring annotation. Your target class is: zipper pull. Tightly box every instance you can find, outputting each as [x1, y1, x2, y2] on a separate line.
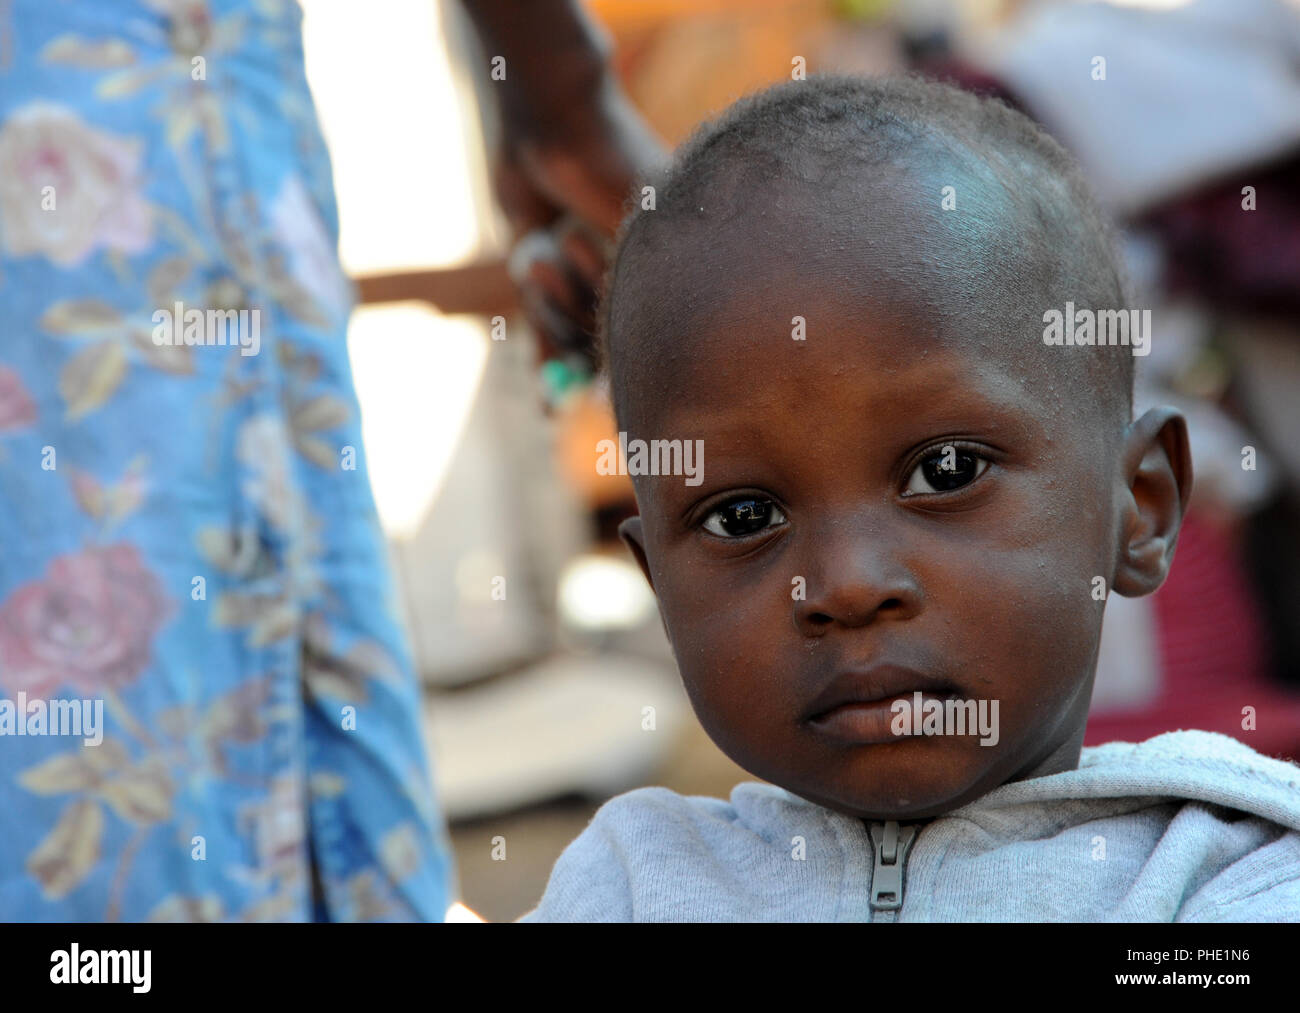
[868, 821, 918, 911]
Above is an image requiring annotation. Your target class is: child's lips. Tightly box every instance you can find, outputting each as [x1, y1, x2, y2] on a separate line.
[802, 663, 964, 745]
[808, 691, 962, 745]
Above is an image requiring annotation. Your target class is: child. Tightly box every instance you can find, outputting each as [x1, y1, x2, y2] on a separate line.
[520, 75, 1300, 921]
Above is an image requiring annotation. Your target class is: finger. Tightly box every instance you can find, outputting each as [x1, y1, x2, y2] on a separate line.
[509, 228, 598, 339]
[555, 215, 610, 289]
[519, 283, 594, 365]
[508, 230, 581, 317]
[493, 153, 560, 237]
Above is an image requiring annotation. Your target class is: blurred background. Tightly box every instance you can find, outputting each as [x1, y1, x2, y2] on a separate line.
[298, 0, 1300, 921]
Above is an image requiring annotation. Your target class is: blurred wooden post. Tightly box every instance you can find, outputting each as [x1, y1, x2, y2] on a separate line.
[353, 261, 517, 316]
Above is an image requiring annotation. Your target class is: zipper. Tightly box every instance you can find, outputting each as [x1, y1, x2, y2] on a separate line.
[866, 821, 918, 921]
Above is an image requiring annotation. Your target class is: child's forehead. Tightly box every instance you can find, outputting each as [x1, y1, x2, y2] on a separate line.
[645, 282, 1039, 415]
[616, 153, 1059, 347]
[614, 236, 1126, 460]
[619, 203, 1047, 387]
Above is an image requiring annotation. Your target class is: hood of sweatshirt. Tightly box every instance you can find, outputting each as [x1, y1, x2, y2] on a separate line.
[520, 730, 1300, 922]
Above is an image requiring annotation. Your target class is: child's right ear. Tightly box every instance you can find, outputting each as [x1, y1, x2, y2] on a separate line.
[618, 515, 655, 593]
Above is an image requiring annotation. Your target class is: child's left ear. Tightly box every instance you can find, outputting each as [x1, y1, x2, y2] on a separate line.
[1112, 405, 1193, 597]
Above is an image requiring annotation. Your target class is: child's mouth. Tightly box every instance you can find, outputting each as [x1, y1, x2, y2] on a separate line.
[808, 691, 964, 745]
[803, 665, 965, 745]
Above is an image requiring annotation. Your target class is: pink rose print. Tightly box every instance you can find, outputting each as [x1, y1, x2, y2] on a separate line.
[0, 544, 172, 699]
[0, 366, 37, 431]
[0, 103, 153, 267]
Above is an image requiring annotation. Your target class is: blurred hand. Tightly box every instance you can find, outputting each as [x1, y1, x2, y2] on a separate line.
[493, 78, 667, 373]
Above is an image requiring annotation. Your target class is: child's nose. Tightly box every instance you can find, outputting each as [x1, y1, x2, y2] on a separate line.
[792, 528, 923, 636]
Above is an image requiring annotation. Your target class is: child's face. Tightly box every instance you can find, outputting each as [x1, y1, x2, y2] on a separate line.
[616, 196, 1188, 821]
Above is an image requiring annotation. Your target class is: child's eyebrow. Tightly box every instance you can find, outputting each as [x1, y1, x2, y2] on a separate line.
[888, 383, 1045, 446]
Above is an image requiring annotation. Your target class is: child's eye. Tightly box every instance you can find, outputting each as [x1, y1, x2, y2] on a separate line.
[903, 445, 990, 496]
[701, 497, 788, 538]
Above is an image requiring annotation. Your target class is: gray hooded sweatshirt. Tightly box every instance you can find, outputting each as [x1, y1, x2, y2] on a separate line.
[519, 731, 1300, 921]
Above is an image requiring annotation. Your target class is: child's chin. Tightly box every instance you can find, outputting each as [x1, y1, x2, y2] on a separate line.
[781, 752, 995, 821]
[799, 787, 978, 823]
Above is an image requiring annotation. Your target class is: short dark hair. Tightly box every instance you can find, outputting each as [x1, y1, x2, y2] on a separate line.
[599, 73, 1133, 429]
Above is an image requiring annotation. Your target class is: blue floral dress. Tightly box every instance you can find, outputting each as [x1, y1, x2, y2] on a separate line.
[0, 0, 455, 921]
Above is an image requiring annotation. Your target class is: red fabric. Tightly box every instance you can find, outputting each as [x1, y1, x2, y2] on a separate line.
[1084, 510, 1300, 759]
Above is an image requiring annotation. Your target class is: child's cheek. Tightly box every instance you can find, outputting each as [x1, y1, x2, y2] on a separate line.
[657, 555, 794, 693]
[936, 542, 1102, 722]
